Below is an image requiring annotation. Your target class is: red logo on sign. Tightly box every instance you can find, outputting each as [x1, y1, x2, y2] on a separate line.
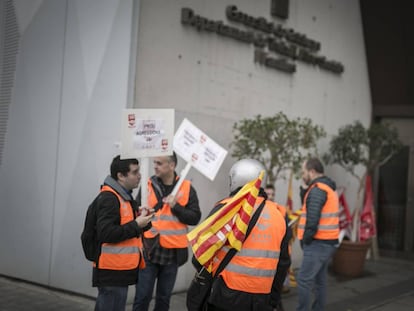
[128, 114, 136, 128]
[161, 139, 168, 150]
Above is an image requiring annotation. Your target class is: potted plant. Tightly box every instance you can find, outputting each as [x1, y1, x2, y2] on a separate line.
[231, 112, 326, 185]
[325, 120, 403, 277]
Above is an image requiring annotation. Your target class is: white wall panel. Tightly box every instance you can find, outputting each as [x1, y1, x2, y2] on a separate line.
[0, 0, 66, 284]
[13, 0, 43, 33]
[49, 0, 134, 296]
[0, 0, 135, 297]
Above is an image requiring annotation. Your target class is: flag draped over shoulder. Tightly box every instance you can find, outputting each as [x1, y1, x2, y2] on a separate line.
[187, 171, 264, 272]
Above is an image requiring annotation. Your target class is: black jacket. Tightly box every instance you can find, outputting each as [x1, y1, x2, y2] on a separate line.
[301, 176, 338, 246]
[92, 176, 150, 287]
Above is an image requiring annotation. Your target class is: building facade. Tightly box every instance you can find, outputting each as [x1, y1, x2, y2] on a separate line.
[0, 0, 411, 299]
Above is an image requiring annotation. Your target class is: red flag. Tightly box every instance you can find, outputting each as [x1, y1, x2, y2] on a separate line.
[360, 175, 377, 241]
[286, 171, 293, 213]
[338, 190, 353, 240]
[338, 191, 352, 230]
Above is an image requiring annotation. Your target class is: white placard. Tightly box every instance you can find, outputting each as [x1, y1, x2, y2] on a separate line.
[121, 109, 174, 158]
[173, 118, 227, 181]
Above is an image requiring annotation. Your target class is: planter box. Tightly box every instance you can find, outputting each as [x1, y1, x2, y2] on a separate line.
[332, 239, 371, 277]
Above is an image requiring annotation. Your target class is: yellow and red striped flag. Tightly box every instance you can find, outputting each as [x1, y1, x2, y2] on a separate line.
[187, 171, 264, 272]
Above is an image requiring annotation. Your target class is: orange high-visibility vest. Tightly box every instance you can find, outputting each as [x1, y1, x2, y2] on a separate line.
[275, 203, 287, 218]
[144, 179, 191, 248]
[297, 182, 339, 240]
[97, 185, 145, 270]
[211, 197, 286, 294]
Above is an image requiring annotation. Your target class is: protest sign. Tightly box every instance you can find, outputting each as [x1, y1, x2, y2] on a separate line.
[121, 109, 174, 158]
[173, 118, 227, 181]
[121, 109, 174, 204]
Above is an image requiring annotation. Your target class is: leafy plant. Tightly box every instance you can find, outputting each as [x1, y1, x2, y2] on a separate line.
[230, 112, 326, 184]
[325, 120, 403, 241]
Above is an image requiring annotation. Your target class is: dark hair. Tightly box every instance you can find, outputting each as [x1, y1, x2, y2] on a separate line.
[168, 151, 178, 166]
[305, 157, 324, 174]
[265, 184, 275, 190]
[110, 155, 139, 180]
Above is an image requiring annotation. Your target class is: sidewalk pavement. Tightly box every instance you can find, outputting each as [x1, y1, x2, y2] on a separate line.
[1, 256, 414, 311]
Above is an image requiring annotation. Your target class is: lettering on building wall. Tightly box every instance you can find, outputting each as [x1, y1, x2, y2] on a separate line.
[181, 6, 344, 75]
[271, 0, 290, 20]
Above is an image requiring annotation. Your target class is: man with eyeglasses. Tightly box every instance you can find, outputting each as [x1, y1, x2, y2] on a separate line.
[91, 155, 154, 311]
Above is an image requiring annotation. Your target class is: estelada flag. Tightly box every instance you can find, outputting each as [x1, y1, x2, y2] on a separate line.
[360, 175, 377, 241]
[187, 171, 264, 272]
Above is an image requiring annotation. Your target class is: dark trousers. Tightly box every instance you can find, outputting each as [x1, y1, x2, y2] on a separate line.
[133, 261, 178, 311]
[95, 286, 128, 311]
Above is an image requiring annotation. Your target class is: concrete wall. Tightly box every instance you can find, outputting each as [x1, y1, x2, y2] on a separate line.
[0, 0, 137, 297]
[0, 0, 372, 298]
[134, 0, 371, 276]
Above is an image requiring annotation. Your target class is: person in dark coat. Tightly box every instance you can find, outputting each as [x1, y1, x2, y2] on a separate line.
[93, 155, 154, 311]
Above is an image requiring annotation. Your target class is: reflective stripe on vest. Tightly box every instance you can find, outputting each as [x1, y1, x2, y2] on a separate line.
[145, 179, 191, 248]
[297, 182, 340, 240]
[97, 185, 144, 270]
[213, 246, 280, 277]
[212, 197, 286, 294]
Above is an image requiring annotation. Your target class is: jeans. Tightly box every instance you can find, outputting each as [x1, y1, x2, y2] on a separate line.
[95, 286, 128, 311]
[296, 240, 337, 311]
[133, 261, 178, 311]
